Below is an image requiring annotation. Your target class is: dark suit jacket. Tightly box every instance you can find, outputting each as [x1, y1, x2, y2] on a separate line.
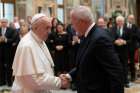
[0, 27, 17, 45]
[0, 27, 17, 62]
[125, 23, 140, 50]
[110, 26, 130, 60]
[69, 25, 124, 93]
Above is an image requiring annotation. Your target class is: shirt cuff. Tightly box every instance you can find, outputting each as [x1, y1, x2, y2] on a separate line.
[65, 74, 72, 82]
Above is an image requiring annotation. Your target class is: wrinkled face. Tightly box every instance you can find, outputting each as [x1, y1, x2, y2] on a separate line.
[1, 20, 8, 28]
[116, 19, 124, 27]
[70, 15, 84, 37]
[36, 17, 52, 41]
[128, 16, 134, 24]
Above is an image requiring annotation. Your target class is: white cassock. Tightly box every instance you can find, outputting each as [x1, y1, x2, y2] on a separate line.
[12, 31, 61, 93]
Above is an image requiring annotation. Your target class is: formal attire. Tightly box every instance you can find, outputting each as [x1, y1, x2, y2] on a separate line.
[45, 27, 57, 58]
[66, 24, 80, 70]
[53, 32, 69, 74]
[0, 27, 16, 86]
[12, 31, 61, 93]
[126, 23, 140, 81]
[69, 23, 124, 93]
[110, 26, 130, 86]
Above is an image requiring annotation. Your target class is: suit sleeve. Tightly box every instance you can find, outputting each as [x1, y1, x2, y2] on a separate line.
[69, 67, 77, 81]
[94, 36, 124, 93]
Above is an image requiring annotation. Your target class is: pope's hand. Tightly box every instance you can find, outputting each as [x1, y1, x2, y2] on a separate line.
[0, 36, 6, 43]
[59, 74, 70, 89]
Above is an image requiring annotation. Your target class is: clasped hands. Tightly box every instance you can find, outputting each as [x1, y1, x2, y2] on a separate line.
[0, 36, 7, 43]
[56, 45, 63, 51]
[72, 36, 80, 45]
[59, 74, 71, 89]
[114, 38, 126, 46]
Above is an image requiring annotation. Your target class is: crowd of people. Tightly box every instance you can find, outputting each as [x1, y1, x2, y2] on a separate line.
[0, 5, 140, 93]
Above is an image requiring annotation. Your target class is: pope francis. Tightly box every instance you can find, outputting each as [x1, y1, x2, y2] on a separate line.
[12, 14, 69, 93]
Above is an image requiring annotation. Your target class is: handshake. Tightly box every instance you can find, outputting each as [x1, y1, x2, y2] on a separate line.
[59, 74, 71, 89]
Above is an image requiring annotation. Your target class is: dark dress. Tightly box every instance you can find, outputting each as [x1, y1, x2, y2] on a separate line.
[53, 32, 69, 74]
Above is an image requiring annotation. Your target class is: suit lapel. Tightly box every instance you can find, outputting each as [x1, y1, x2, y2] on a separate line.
[4, 27, 8, 37]
[76, 25, 97, 65]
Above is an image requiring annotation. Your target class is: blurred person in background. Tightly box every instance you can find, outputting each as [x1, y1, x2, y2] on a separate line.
[0, 18, 17, 87]
[126, 14, 140, 81]
[110, 15, 130, 88]
[53, 23, 69, 75]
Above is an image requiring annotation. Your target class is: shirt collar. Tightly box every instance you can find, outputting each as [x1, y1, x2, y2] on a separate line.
[31, 31, 43, 45]
[85, 22, 95, 37]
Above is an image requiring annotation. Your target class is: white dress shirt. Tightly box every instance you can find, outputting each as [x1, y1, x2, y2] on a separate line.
[2, 27, 6, 36]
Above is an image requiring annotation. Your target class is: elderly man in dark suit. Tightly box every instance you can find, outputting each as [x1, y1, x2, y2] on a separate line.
[126, 14, 140, 81]
[0, 18, 17, 87]
[60, 6, 124, 93]
[110, 15, 130, 88]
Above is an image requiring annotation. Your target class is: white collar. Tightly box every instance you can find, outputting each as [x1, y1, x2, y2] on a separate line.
[30, 31, 43, 45]
[85, 22, 95, 37]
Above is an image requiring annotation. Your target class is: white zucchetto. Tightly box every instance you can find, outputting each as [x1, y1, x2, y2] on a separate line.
[31, 13, 46, 24]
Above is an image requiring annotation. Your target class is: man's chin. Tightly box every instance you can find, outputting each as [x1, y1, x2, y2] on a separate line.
[44, 37, 48, 41]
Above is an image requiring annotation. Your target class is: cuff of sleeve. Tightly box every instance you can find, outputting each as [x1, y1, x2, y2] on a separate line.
[55, 77, 62, 89]
[66, 74, 72, 81]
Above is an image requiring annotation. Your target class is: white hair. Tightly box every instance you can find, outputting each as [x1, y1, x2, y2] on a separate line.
[128, 14, 134, 19]
[70, 6, 94, 23]
[116, 15, 125, 22]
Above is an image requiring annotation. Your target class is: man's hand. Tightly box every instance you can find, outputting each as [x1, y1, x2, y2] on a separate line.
[59, 74, 71, 89]
[56, 45, 63, 51]
[114, 39, 126, 46]
[0, 36, 7, 43]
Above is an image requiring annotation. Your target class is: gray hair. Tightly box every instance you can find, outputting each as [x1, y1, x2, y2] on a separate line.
[116, 15, 125, 22]
[128, 14, 134, 18]
[1, 18, 8, 23]
[70, 6, 94, 23]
